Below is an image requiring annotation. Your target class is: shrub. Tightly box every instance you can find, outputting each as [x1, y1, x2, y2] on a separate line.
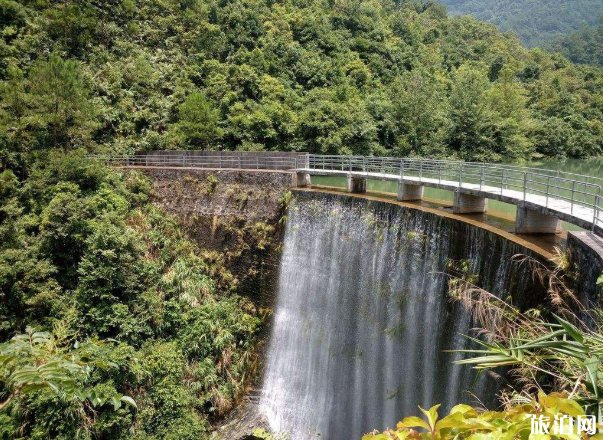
[363, 393, 602, 440]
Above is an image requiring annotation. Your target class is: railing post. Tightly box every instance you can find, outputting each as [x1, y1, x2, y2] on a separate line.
[401, 159, 405, 179]
[349, 156, 352, 172]
[593, 190, 600, 232]
[438, 162, 442, 183]
[523, 173, 527, 200]
[145, 155, 148, 167]
[182, 153, 185, 167]
[363, 156, 366, 173]
[480, 164, 485, 190]
[571, 180, 576, 215]
[459, 163, 463, 187]
[546, 176, 550, 208]
[419, 160, 423, 181]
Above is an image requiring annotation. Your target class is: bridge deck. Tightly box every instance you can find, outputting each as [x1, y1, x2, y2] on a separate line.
[297, 168, 602, 232]
[91, 152, 603, 235]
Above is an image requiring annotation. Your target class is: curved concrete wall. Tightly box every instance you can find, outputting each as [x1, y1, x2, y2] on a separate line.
[567, 231, 603, 310]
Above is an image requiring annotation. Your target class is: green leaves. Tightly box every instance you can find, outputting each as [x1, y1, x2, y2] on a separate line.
[364, 393, 595, 440]
[398, 415, 431, 431]
[171, 93, 223, 150]
[0, 327, 136, 412]
[456, 314, 603, 382]
[454, 305, 603, 424]
[420, 404, 440, 432]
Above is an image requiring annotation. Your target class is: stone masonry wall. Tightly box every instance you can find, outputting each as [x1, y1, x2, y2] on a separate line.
[133, 167, 295, 304]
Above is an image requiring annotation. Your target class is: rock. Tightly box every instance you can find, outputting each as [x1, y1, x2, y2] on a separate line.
[210, 391, 270, 440]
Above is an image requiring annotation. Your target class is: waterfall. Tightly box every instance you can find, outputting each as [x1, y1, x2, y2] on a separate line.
[260, 192, 543, 440]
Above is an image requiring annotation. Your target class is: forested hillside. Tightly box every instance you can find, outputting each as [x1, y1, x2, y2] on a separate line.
[2, 0, 603, 165]
[548, 18, 603, 67]
[438, 0, 603, 48]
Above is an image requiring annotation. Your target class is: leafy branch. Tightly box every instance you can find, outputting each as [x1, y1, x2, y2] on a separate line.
[0, 327, 136, 411]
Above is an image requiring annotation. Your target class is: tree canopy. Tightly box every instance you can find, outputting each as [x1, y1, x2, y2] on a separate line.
[1, 0, 603, 165]
[547, 17, 603, 67]
[439, 0, 603, 48]
[0, 154, 263, 438]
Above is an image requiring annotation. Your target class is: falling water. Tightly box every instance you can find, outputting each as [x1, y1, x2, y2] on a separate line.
[260, 192, 543, 440]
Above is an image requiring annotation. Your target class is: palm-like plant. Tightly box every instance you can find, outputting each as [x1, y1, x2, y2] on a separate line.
[449, 255, 603, 421]
[0, 326, 136, 411]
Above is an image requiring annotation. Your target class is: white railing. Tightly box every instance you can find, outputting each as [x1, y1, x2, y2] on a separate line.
[306, 155, 603, 233]
[91, 153, 306, 170]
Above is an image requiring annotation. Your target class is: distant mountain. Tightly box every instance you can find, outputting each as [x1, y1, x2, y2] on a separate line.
[438, 0, 603, 47]
[548, 19, 603, 66]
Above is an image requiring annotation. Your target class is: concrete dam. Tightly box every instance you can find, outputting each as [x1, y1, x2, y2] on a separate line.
[260, 191, 547, 439]
[104, 151, 603, 440]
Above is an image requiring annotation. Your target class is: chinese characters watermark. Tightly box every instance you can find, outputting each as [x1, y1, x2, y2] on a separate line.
[530, 414, 597, 435]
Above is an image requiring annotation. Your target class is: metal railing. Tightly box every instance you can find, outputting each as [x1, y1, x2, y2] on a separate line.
[306, 155, 603, 232]
[91, 153, 305, 170]
[92, 152, 603, 233]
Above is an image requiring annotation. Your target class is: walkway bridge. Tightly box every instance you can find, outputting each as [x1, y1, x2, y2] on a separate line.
[96, 151, 603, 237]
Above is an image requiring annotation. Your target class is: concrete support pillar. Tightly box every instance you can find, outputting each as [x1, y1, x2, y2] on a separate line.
[347, 175, 367, 193]
[453, 192, 488, 214]
[515, 206, 561, 234]
[397, 182, 424, 201]
[294, 172, 311, 188]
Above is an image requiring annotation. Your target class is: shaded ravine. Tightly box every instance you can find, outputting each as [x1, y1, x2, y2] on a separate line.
[260, 192, 546, 440]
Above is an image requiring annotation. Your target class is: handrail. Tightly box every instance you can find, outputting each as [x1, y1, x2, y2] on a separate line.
[90, 153, 304, 170]
[91, 152, 603, 233]
[304, 154, 603, 233]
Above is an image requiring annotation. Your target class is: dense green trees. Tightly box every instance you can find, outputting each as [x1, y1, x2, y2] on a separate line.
[171, 93, 223, 149]
[0, 153, 262, 438]
[1, 0, 603, 163]
[439, 0, 603, 69]
[548, 18, 603, 67]
[439, 0, 603, 48]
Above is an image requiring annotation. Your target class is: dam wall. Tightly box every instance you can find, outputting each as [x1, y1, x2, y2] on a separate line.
[121, 166, 601, 440]
[260, 191, 548, 440]
[133, 167, 294, 302]
[567, 231, 603, 311]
